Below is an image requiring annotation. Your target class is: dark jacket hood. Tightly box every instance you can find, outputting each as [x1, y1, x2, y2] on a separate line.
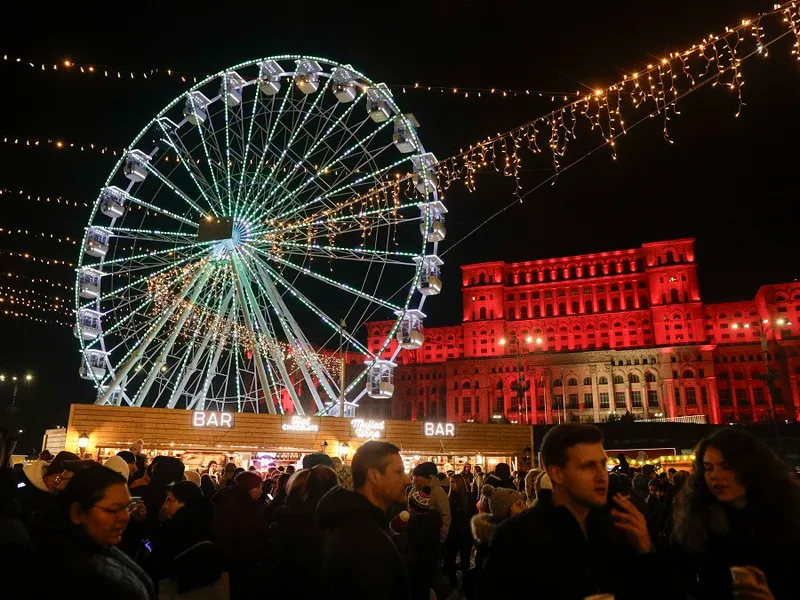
[316, 485, 384, 529]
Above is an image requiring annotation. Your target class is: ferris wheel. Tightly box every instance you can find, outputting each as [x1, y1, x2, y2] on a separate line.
[74, 55, 446, 416]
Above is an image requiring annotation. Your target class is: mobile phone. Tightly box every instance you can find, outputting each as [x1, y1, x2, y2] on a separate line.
[142, 539, 152, 552]
[267, 493, 274, 501]
[17, 482, 25, 489]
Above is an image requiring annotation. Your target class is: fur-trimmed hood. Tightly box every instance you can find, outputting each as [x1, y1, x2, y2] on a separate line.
[22, 460, 49, 493]
[471, 512, 496, 544]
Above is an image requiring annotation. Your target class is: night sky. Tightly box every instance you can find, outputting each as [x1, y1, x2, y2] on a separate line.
[2, 0, 798, 451]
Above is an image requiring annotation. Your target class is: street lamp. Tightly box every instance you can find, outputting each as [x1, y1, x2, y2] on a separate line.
[732, 317, 793, 446]
[0, 372, 34, 414]
[340, 442, 349, 462]
[499, 333, 542, 424]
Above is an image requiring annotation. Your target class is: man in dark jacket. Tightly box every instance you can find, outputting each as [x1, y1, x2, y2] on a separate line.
[318, 440, 411, 600]
[482, 424, 658, 600]
[15, 450, 80, 525]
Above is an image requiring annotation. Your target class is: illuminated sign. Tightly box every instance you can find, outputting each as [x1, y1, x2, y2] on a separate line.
[351, 419, 385, 439]
[281, 416, 319, 433]
[192, 411, 234, 428]
[424, 422, 455, 437]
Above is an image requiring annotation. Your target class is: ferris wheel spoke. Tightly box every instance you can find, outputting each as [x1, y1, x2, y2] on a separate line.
[242, 252, 336, 412]
[234, 82, 267, 207]
[142, 160, 213, 220]
[191, 112, 228, 212]
[239, 84, 326, 222]
[189, 298, 236, 411]
[270, 242, 418, 266]
[264, 115, 391, 221]
[229, 252, 285, 413]
[156, 119, 223, 217]
[95, 262, 209, 405]
[102, 226, 197, 245]
[263, 260, 374, 358]
[240, 73, 296, 210]
[97, 241, 214, 270]
[167, 289, 233, 409]
[131, 263, 214, 406]
[114, 189, 199, 227]
[245, 245, 403, 311]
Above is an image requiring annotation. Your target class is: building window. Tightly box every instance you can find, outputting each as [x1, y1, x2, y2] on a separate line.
[553, 394, 564, 409]
[632, 391, 642, 407]
[628, 374, 640, 383]
[735, 389, 748, 406]
[584, 393, 594, 408]
[647, 390, 659, 407]
[719, 389, 731, 405]
[598, 376, 608, 385]
[568, 394, 579, 409]
[583, 377, 592, 385]
[674, 387, 681, 405]
[599, 393, 610, 408]
[613, 375, 624, 384]
[753, 388, 765, 404]
[553, 378, 563, 387]
[614, 392, 626, 409]
[567, 378, 578, 386]
[537, 394, 545, 410]
[686, 387, 697, 406]
[645, 372, 657, 383]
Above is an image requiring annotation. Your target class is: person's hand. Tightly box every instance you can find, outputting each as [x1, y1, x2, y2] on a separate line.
[610, 493, 653, 554]
[131, 500, 147, 521]
[732, 566, 774, 600]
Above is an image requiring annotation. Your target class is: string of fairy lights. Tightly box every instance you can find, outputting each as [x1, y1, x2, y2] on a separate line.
[0, 188, 90, 208]
[1, 54, 580, 101]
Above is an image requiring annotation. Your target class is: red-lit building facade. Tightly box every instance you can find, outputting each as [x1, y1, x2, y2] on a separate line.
[363, 239, 800, 425]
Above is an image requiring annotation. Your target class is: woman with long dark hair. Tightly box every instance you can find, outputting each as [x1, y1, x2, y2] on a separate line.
[443, 474, 476, 588]
[671, 428, 800, 599]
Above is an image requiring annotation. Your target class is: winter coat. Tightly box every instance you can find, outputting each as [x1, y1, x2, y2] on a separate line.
[415, 475, 451, 543]
[333, 464, 353, 490]
[469, 512, 498, 575]
[259, 500, 326, 599]
[317, 486, 409, 600]
[144, 502, 224, 595]
[481, 501, 661, 600]
[671, 502, 799, 600]
[211, 489, 267, 569]
[31, 513, 154, 600]
[470, 472, 485, 503]
[447, 492, 476, 549]
[405, 510, 442, 600]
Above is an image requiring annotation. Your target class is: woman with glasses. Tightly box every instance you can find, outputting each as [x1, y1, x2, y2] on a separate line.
[33, 464, 154, 600]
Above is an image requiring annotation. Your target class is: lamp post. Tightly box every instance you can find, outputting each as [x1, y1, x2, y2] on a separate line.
[499, 334, 541, 424]
[732, 317, 792, 448]
[0, 373, 34, 415]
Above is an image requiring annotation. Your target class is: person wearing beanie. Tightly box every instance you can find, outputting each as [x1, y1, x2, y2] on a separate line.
[404, 485, 443, 600]
[115, 450, 138, 482]
[411, 462, 451, 544]
[103, 455, 130, 481]
[532, 471, 553, 507]
[129, 439, 145, 456]
[482, 424, 656, 600]
[212, 467, 267, 596]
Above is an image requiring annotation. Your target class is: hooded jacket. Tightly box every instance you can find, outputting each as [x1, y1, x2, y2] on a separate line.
[317, 486, 409, 600]
[470, 512, 497, 574]
[415, 475, 451, 543]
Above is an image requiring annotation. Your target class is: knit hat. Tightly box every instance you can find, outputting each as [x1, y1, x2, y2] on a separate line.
[235, 470, 262, 492]
[302, 453, 333, 469]
[169, 480, 204, 505]
[116, 450, 136, 465]
[184, 470, 201, 487]
[408, 486, 433, 512]
[103, 455, 130, 480]
[482, 484, 524, 520]
[535, 472, 552, 495]
[389, 510, 411, 535]
[129, 439, 144, 455]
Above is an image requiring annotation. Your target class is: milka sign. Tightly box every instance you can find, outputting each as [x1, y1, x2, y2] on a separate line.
[424, 422, 455, 437]
[192, 411, 234, 428]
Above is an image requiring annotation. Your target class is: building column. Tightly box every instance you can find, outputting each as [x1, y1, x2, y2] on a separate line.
[746, 377, 758, 420]
[543, 369, 553, 424]
[665, 379, 676, 419]
[706, 377, 720, 424]
[592, 286, 599, 313]
[791, 375, 800, 418]
[625, 382, 633, 412]
[590, 365, 601, 423]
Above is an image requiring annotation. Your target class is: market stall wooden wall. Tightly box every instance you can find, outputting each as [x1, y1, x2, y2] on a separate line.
[65, 404, 534, 459]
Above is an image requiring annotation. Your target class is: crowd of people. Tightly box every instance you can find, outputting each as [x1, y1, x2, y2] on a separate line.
[1, 424, 799, 599]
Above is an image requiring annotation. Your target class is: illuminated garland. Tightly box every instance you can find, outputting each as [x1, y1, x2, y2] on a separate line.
[0, 250, 74, 267]
[0, 272, 72, 290]
[0, 308, 72, 327]
[0, 188, 90, 209]
[1, 136, 120, 155]
[0, 228, 77, 245]
[274, 1, 800, 229]
[0, 291, 72, 317]
[1, 55, 580, 101]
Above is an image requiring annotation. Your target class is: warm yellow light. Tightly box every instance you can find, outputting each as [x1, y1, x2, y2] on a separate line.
[0, 375, 4, 382]
[525, 336, 533, 343]
[11, 376, 17, 381]
[536, 337, 543, 344]
[63, 60, 72, 67]
[25, 374, 32, 381]
[731, 323, 738, 329]
[56, 141, 63, 148]
[743, 324, 750, 328]
[594, 89, 603, 96]
[763, 319, 770, 324]
[777, 319, 785, 325]
[498, 338, 506, 346]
